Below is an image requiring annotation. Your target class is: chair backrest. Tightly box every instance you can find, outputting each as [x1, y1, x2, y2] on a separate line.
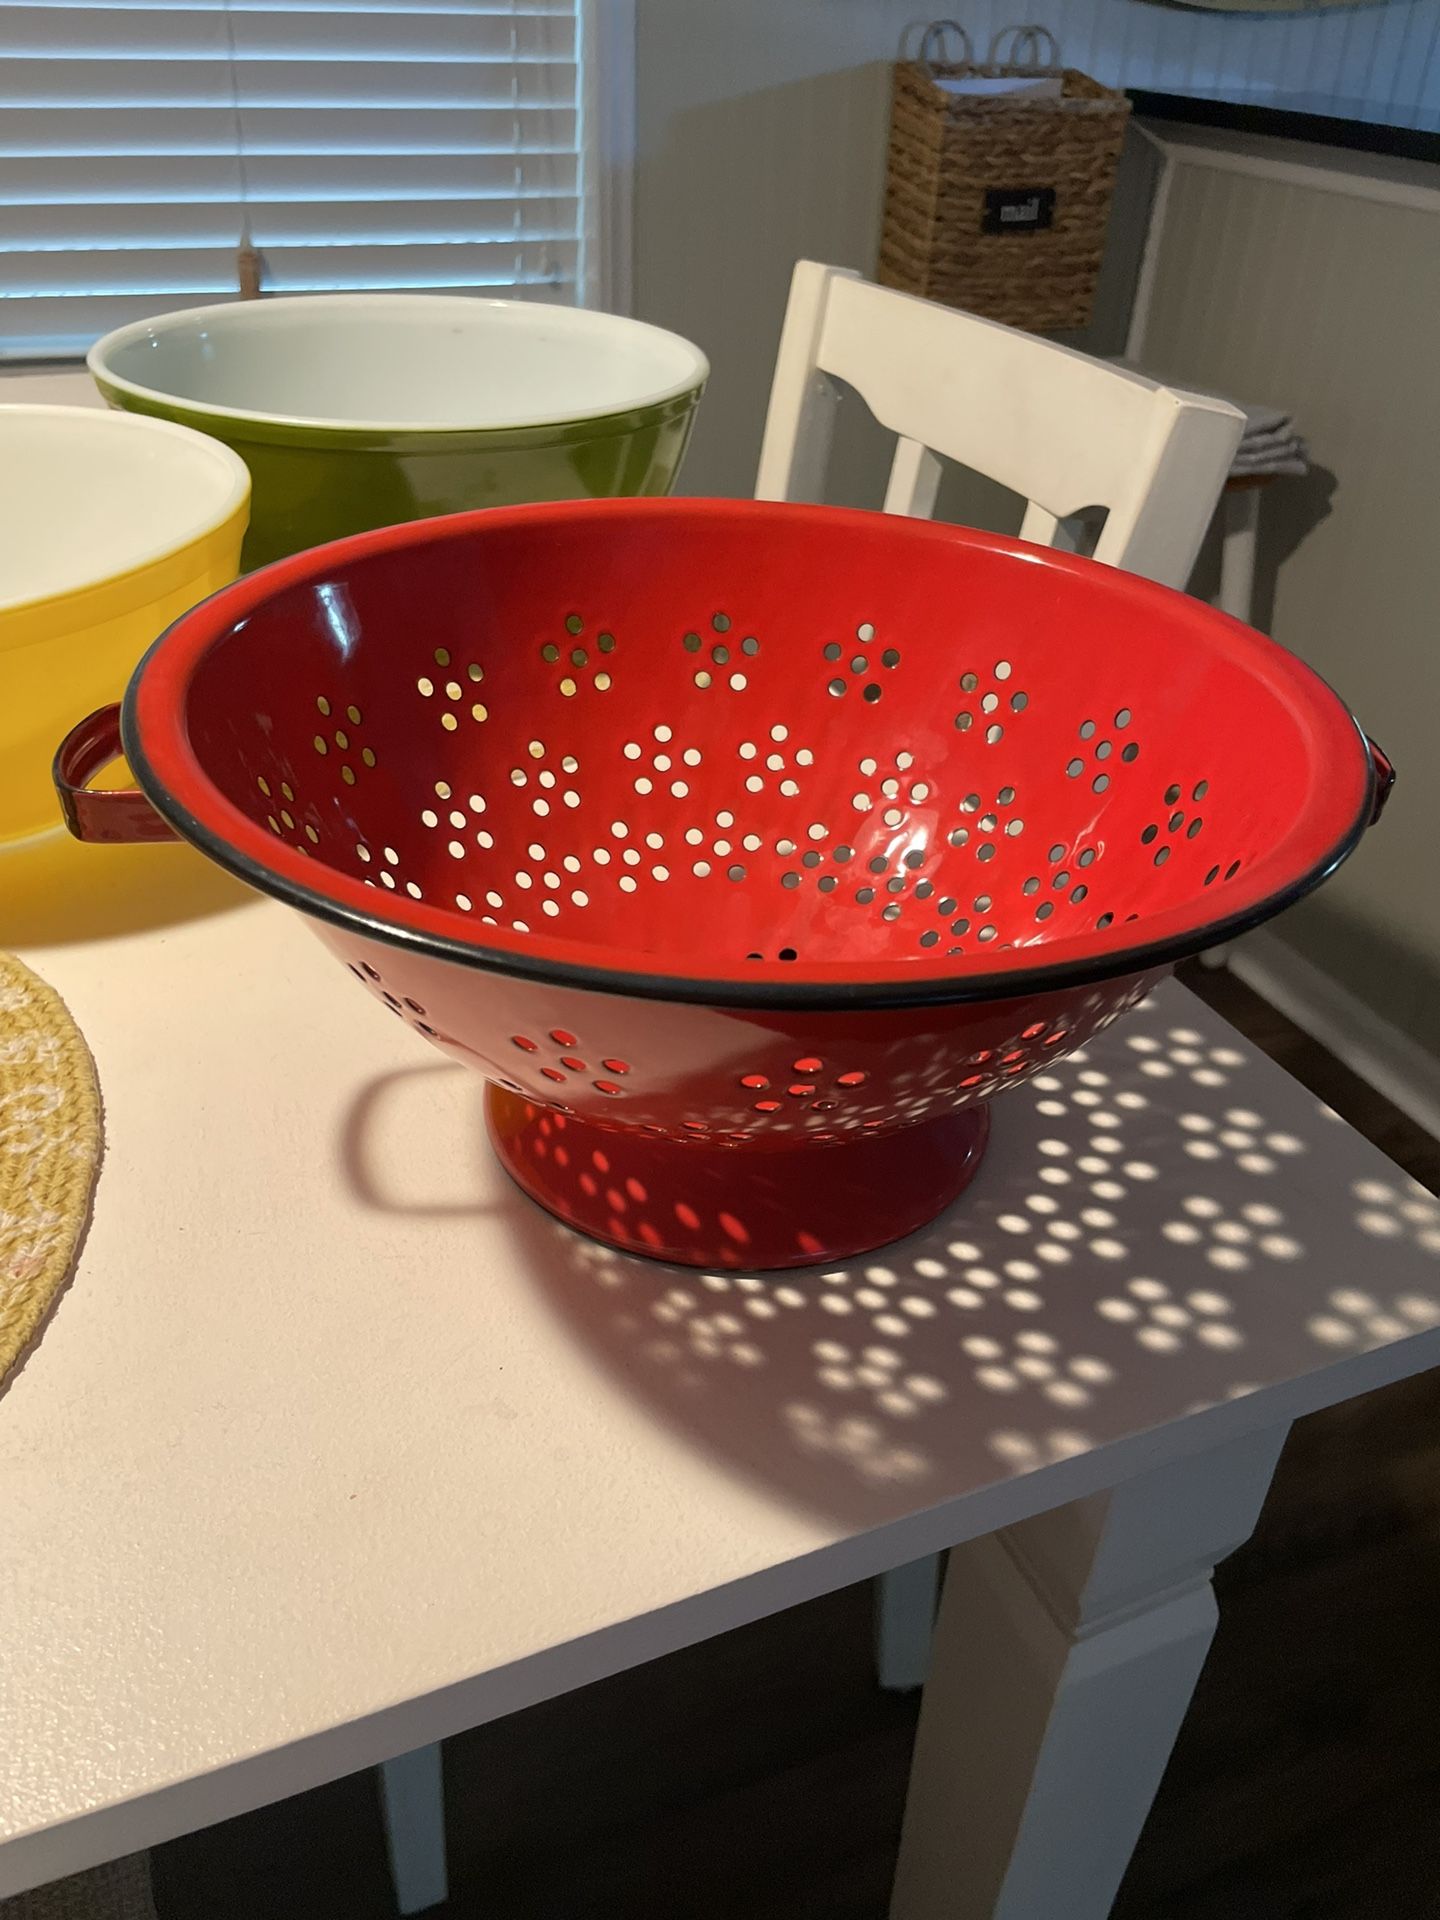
[756, 261, 1244, 591]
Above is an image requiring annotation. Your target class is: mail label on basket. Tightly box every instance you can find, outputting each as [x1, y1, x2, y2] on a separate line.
[982, 185, 1057, 233]
[879, 21, 1132, 332]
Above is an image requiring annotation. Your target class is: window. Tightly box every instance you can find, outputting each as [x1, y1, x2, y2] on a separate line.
[0, 0, 609, 359]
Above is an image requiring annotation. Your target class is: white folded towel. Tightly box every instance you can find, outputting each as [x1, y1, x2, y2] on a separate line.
[1232, 425, 1304, 457]
[1229, 441, 1310, 478]
[1108, 358, 1308, 477]
[1234, 400, 1294, 443]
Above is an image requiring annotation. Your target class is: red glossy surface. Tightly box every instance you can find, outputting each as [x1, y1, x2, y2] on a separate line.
[1367, 737, 1396, 824]
[488, 1086, 991, 1269]
[317, 911, 1160, 1261]
[53, 703, 179, 845]
[318, 915, 1160, 1128]
[126, 500, 1382, 1000]
[98, 499, 1388, 1264]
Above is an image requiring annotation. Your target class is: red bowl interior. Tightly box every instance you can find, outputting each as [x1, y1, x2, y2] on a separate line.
[126, 498, 1376, 1007]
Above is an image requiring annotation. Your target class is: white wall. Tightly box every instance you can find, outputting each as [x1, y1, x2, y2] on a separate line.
[633, 0, 1440, 498]
[632, 0, 1440, 1086]
[634, 0, 902, 498]
[1135, 128, 1440, 1069]
[632, 0, 1154, 503]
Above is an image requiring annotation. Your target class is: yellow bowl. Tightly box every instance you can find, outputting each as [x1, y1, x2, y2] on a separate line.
[0, 404, 250, 848]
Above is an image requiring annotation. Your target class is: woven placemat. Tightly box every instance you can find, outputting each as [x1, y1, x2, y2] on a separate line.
[0, 953, 101, 1385]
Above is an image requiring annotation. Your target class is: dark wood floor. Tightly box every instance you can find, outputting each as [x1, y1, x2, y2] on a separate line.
[147, 965, 1440, 1920]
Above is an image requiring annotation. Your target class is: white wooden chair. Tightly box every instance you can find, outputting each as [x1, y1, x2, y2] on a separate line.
[758, 258, 1242, 580]
[374, 266, 1246, 1907]
[757, 259, 1244, 1690]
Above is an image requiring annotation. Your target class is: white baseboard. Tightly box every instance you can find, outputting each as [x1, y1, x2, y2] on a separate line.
[1226, 930, 1440, 1144]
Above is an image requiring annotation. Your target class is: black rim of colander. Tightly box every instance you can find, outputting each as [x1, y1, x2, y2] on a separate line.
[122, 670, 1382, 1013]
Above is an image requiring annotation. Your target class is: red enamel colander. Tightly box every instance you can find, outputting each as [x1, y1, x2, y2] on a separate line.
[57, 499, 1391, 1269]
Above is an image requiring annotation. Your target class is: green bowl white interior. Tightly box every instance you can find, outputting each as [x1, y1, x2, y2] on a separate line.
[87, 293, 710, 435]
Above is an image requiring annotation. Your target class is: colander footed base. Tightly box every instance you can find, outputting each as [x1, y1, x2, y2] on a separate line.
[486, 1087, 992, 1270]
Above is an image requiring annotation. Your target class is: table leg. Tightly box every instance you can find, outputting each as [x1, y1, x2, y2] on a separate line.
[890, 1425, 1287, 1920]
[876, 1556, 942, 1692]
[1201, 484, 1266, 972]
[1217, 483, 1261, 625]
[379, 1743, 448, 1915]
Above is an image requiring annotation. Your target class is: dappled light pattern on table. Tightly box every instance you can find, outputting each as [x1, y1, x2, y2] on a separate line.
[505, 985, 1440, 1525]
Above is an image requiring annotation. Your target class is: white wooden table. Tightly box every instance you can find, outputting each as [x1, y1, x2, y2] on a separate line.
[4, 879, 1439, 1918]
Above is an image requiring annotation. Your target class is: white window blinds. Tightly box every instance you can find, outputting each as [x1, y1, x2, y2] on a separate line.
[0, 0, 587, 358]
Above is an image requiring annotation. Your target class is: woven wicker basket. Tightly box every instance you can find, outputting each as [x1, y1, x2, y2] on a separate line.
[879, 24, 1131, 333]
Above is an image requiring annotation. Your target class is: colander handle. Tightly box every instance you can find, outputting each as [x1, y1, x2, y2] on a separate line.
[1367, 736, 1395, 825]
[53, 704, 177, 845]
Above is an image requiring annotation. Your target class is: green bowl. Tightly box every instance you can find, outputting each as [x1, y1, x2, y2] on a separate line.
[88, 294, 708, 571]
